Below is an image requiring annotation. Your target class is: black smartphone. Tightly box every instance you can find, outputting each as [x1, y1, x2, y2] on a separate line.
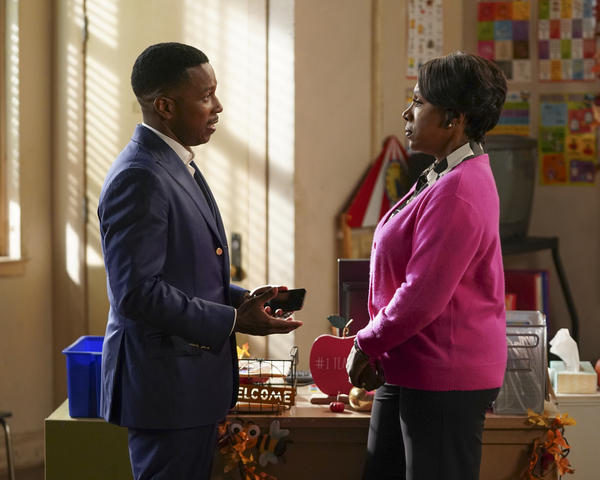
[265, 288, 307, 312]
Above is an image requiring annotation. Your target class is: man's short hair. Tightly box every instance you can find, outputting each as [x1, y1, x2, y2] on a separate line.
[131, 42, 209, 99]
[418, 52, 508, 143]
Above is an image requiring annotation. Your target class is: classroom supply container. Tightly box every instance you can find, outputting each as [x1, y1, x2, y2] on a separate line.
[62, 336, 104, 418]
[493, 312, 547, 415]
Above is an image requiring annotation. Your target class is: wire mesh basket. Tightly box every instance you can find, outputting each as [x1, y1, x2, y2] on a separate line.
[493, 321, 547, 415]
[233, 346, 298, 413]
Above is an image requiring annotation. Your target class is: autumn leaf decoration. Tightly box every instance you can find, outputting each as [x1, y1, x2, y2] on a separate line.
[522, 409, 577, 479]
[237, 342, 251, 360]
[217, 420, 278, 480]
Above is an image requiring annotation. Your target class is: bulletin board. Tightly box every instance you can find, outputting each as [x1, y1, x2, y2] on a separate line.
[407, 0, 444, 78]
[538, 0, 597, 81]
[488, 91, 532, 136]
[477, 1, 532, 81]
[539, 92, 598, 185]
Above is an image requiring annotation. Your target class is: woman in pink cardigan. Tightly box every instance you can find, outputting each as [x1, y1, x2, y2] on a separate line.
[347, 52, 508, 480]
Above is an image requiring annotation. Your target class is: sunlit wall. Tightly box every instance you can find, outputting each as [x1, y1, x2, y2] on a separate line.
[6, 0, 20, 259]
[82, 0, 293, 361]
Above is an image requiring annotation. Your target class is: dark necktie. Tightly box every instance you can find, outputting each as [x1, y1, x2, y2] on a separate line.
[190, 162, 217, 219]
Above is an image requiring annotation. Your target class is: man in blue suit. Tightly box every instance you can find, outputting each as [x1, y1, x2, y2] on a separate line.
[98, 42, 302, 480]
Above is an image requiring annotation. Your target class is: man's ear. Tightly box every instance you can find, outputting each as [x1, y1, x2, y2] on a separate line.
[154, 96, 175, 120]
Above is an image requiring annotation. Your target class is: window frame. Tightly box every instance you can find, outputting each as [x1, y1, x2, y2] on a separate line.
[0, 0, 25, 276]
[0, 0, 6, 257]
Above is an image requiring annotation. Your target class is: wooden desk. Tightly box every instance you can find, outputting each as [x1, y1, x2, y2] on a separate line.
[45, 388, 556, 480]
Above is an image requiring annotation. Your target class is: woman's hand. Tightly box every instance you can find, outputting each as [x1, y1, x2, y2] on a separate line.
[346, 344, 384, 391]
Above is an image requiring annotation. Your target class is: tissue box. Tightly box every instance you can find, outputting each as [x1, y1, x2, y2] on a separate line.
[550, 361, 598, 394]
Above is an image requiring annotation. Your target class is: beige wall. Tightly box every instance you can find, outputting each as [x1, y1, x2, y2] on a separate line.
[51, 0, 88, 411]
[293, 1, 374, 363]
[462, 0, 600, 363]
[0, 0, 53, 471]
[294, 0, 600, 368]
[293, 0, 467, 368]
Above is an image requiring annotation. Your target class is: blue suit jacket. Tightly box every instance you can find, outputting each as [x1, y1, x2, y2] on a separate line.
[98, 125, 245, 429]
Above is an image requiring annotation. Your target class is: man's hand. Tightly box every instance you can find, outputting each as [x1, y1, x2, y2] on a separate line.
[235, 287, 302, 336]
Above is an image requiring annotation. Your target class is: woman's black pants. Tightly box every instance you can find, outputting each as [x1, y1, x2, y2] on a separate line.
[363, 383, 500, 480]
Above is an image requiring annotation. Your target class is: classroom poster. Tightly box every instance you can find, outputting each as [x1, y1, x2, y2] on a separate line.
[488, 91, 532, 136]
[538, 0, 597, 81]
[407, 0, 443, 78]
[477, 1, 532, 81]
[539, 92, 598, 185]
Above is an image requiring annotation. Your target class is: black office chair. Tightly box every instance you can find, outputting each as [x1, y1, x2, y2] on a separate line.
[0, 412, 15, 480]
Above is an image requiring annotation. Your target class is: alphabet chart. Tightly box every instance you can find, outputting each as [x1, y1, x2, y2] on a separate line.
[407, 0, 444, 78]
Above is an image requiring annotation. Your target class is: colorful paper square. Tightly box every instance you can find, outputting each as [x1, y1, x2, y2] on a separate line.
[512, 1, 531, 20]
[539, 40, 550, 59]
[569, 160, 595, 183]
[495, 40, 514, 61]
[542, 153, 567, 183]
[582, 0, 594, 18]
[478, 41, 495, 60]
[494, 2, 513, 20]
[571, 19, 583, 38]
[582, 18, 595, 38]
[478, 21, 495, 41]
[572, 58, 584, 79]
[571, 39, 583, 59]
[579, 135, 596, 156]
[539, 0, 550, 19]
[549, 0, 562, 20]
[513, 21, 529, 40]
[560, 19, 572, 38]
[494, 20, 513, 40]
[584, 59, 595, 80]
[541, 127, 566, 152]
[562, 59, 573, 79]
[541, 102, 569, 127]
[539, 60, 551, 80]
[549, 39, 562, 60]
[572, 0, 583, 18]
[568, 109, 595, 134]
[561, 0, 573, 19]
[566, 136, 596, 158]
[550, 19, 561, 38]
[539, 20, 550, 39]
[583, 39, 595, 58]
[512, 60, 532, 81]
[478, 2, 495, 21]
[514, 41, 530, 59]
[561, 39, 572, 59]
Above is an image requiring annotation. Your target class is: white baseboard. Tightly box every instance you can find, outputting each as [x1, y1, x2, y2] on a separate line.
[0, 429, 44, 473]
